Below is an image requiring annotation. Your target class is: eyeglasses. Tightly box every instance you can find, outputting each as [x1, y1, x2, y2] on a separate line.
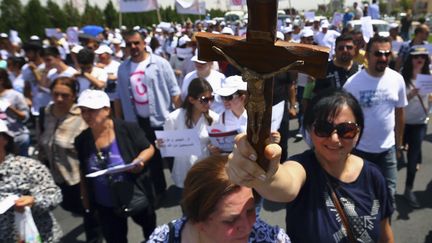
[221, 94, 239, 101]
[313, 121, 359, 139]
[198, 95, 214, 104]
[125, 41, 141, 47]
[337, 45, 354, 51]
[412, 55, 427, 59]
[373, 50, 391, 58]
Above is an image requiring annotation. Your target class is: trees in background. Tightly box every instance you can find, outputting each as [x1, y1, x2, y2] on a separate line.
[0, 0, 224, 40]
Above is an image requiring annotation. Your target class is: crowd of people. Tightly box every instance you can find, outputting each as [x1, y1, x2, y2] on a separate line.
[0, 1, 431, 242]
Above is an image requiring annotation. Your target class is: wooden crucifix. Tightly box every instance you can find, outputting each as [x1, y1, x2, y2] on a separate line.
[196, 0, 329, 171]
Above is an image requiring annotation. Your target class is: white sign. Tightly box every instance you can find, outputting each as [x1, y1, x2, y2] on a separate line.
[360, 16, 374, 43]
[155, 129, 202, 157]
[0, 195, 19, 214]
[66, 27, 79, 44]
[304, 12, 315, 22]
[86, 160, 142, 178]
[415, 74, 432, 95]
[271, 101, 285, 131]
[208, 129, 238, 153]
[176, 0, 205, 15]
[45, 28, 59, 38]
[119, 0, 158, 13]
[332, 12, 343, 27]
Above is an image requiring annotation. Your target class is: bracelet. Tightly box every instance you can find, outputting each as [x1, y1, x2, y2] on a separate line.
[290, 104, 298, 109]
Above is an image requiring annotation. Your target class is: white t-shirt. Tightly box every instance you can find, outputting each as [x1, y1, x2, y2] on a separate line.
[343, 68, 407, 153]
[405, 85, 430, 124]
[76, 66, 108, 95]
[104, 60, 120, 76]
[163, 108, 219, 188]
[215, 109, 248, 133]
[47, 66, 77, 82]
[181, 70, 226, 114]
[130, 59, 151, 118]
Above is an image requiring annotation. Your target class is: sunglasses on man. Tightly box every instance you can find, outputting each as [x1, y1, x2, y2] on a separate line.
[373, 50, 391, 58]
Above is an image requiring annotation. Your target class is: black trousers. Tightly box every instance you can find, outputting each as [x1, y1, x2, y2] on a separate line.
[95, 203, 156, 243]
[137, 117, 167, 197]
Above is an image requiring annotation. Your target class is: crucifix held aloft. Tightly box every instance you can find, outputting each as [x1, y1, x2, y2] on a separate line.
[196, 0, 329, 171]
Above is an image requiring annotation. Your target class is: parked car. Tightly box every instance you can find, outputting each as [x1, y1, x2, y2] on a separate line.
[348, 19, 390, 37]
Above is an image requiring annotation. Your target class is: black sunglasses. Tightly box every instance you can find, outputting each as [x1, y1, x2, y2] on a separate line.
[373, 50, 391, 58]
[337, 45, 354, 51]
[313, 121, 359, 139]
[221, 93, 239, 101]
[198, 95, 214, 104]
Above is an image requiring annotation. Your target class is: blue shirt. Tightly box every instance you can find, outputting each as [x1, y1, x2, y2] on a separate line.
[285, 150, 393, 243]
[86, 138, 130, 207]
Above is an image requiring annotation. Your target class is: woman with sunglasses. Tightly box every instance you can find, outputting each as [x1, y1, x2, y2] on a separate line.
[162, 78, 218, 189]
[226, 88, 394, 243]
[399, 46, 431, 208]
[75, 90, 157, 242]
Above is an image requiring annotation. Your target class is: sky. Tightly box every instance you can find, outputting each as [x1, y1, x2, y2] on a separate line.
[21, 0, 361, 12]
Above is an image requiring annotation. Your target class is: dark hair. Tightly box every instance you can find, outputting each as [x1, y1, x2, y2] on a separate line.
[43, 46, 60, 57]
[401, 54, 431, 87]
[9, 56, 26, 69]
[0, 69, 13, 89]
[414, 24, 428, 35]
[50, 76, 80, 96]
[335, 34, 353, 47]
[182, 78, 214, 128]
[149, 37, 160, 52]
[365, 35, 391, 53]
[303, 88, 364, 141]
[182, 155, 242, 223]
[124, 30, 146, 41]
[77, 48, 95, 65]
[23, 40, 43, 55]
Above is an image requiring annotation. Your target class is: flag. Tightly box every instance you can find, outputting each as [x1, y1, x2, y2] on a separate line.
[176, 0, 205, 15]
[230, 0, 245, 6]
[119, 0, 158, 13]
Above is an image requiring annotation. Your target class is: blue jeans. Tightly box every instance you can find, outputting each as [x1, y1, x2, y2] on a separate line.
[352, 146, 397, 201]
[404, 124, 427, 188]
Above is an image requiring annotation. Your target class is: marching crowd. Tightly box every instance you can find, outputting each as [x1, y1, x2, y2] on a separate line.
[0, 2, 431, 242]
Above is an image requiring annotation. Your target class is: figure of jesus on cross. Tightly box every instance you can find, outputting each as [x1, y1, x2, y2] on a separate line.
[196, 0, 329, 170]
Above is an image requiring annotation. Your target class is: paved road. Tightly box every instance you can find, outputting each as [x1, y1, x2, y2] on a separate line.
[55, 120, 432, 243]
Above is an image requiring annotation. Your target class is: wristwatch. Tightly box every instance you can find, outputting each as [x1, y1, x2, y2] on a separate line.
[290, 104, 298, 109]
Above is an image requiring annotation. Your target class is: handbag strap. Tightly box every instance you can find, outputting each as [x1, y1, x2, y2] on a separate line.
[416, 94, 429, 116]
[324, 174, 356, 243]
[167, 221, 175, 243]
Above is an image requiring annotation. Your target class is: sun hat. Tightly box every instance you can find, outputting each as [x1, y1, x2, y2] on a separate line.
[77, 90, 110, 109]
[215, 75, 247, 96]
[409, 46, 429, 56]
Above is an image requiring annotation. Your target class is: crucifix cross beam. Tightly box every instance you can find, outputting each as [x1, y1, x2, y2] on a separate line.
[196, 0, 329, 171]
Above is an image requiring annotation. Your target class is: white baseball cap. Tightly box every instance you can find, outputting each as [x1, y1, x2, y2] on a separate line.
[71, 45, 84, 54]
[191, 55, 207, 64]
[301, 28, 314, 38]
[221, 27, 234, 35]
[215, 75, 247, 96]
[276, 31, 285, 41]
[95, 45, 113, 55]
[0, 120, 13, 138]
[178, 35, 191, 46]
[77, 90, 110, 109]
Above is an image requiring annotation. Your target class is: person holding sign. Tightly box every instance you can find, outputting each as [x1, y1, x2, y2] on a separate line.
[161, 78, 218, 189]
[75, 90, 156, 242]
[400, 46, 431, 208]
[226, 89, 394, 243]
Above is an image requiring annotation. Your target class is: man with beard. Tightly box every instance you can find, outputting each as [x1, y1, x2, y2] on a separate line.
[313, 34, 359, 95]
[344, 36, 407, 206]
[115, 30, 181, 203]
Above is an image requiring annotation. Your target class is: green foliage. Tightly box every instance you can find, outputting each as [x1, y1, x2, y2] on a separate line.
[104, 0, 118, 28]
[81, 0, 104, 26]
[46, 0, 68, 30]
[0, 0, 24, 33]
[399, 0, 413, 11]
[23, 0, 50, 39]
[63, 1, 81, 28]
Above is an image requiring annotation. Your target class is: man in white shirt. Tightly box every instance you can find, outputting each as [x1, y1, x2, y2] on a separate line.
[95, 45, 120, 101]
[74, 48, 107, 95]
[344, 36, 408, 205]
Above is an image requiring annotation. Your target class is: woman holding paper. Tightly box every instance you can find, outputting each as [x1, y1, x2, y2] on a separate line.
[162, 78, 218, 188]
[0, 119, 63, 242]
[75, 90, 156, 242]
[0, 68, 30, 156]
[400, 46, 431, 208]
